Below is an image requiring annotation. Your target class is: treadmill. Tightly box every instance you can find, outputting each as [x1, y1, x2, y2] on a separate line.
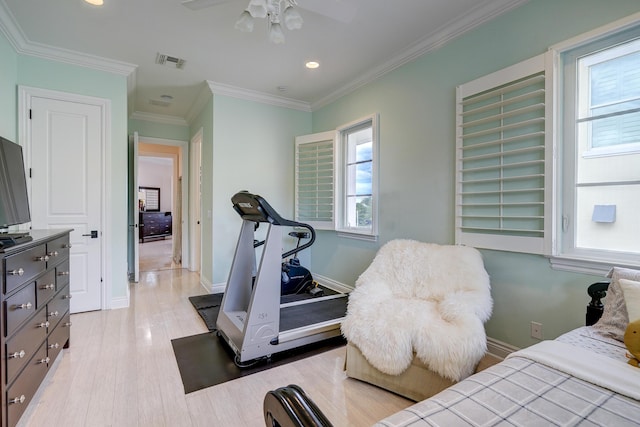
[216, 191, 348, 365]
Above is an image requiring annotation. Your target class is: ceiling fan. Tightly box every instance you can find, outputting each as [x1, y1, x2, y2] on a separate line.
[180, 0, 358, 24]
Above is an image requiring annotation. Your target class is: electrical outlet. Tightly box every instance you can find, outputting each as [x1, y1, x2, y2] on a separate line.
[531, 321, 543, 340]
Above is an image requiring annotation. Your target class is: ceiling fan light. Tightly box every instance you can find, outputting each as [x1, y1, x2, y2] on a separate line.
[247, 0, 268, 19]
[235, 10, 254, 32]
[283, 6, 303, 31]
[269, 22, 286, 44]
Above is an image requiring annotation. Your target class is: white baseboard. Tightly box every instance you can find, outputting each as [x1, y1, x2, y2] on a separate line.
[312, 273, 353, 293]
[486, 337, 519, 359]
[211, 281, 226, 294]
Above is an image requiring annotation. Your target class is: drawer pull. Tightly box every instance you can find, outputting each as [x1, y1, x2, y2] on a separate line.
[64, 322, 73, 327]
[49, 343, 60, 350]
[62, 243, 72, 249]
[15, 302, 33, 310]
[8, 350, 26, 359]
[63, 294, 73, 300]
[48, 250, 59, 257]
[58, 271, 70, 276]
[9, 395, 26, 405]
[9, 268, 24, 276]
[38, 357, 51, 364]
[40, 283, 55, 290]
[37, 321, 50, 328]
[35, 255, 49, 262]
[49, 310, 60, 317]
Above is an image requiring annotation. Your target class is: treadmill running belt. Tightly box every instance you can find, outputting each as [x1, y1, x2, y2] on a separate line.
[280, 296, 348, 332]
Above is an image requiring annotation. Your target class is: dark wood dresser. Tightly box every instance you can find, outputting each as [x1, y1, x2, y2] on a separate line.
[1, 229, 72, 427]
[139, 212, 172, 243]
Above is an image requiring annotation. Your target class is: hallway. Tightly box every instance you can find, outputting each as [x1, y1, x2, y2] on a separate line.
[139, 238, 181, 271]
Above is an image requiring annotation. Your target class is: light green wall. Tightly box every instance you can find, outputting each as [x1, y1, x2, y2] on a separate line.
[0, 34, 17, 139]
[311, 0, 640, 349]
[17, 55, 129, 300]
[210, 95, 311, 284]
[128, 118, 189, 141]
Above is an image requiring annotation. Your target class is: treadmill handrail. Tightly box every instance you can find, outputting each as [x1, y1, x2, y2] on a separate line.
[231, 191, 315, 259]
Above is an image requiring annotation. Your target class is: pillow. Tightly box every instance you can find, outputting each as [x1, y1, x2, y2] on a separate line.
[619, 278, 640, 322]
[592, 267, 640, 341]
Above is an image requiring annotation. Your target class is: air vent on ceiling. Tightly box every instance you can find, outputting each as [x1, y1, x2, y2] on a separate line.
[149, 99, 172, 107]
[181, 0, 229, 11]
[156, 53, 186, 69]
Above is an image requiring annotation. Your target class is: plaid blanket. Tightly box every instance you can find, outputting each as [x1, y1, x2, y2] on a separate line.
[375, 335, 640, 426]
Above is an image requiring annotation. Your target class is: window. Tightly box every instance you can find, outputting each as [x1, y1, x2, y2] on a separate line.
[553, 23, 640, 271]
[294, 131, 336, 230]
[337, 116, 378, 238]
[455, 54, 554, 255]
[294, 115, 379, 240]
[456, 14, 640, 273]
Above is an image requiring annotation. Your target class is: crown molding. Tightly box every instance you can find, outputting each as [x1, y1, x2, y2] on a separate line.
[130, 111, 189, 127]
[0, 3, 136, 77]
[206, 80, 312, 112]
[1, 0, 527, 117]
[311, 0, 529, 110]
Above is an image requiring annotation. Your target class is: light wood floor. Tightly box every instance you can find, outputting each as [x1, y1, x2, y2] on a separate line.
[17, 269, 416, 427]
[139, 238, 180, 272]
[18, 269, 501, 427]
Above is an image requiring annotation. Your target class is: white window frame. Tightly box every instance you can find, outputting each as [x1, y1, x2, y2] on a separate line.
[294, 130, 337, 231]
[455, 54, 554, 255]
[549, 13, 640, 274]
[335, 114, 379, 240]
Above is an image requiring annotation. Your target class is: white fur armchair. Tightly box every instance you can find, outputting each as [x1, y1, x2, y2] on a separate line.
[341, 240, 493, 399]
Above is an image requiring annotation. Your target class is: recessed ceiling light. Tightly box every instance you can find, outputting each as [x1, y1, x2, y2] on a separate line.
[84, 0, 104, 5]
[305, 61, 320, 69]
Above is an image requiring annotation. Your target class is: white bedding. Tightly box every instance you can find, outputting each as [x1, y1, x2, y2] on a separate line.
[556, 326, 628, 362]
[507, 340, 640, 401]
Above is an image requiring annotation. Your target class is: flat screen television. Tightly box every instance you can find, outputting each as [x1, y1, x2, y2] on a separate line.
[0, 136, 32, 246]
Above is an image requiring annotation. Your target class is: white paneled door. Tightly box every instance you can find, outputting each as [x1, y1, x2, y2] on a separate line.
[25, 90, 105, 313]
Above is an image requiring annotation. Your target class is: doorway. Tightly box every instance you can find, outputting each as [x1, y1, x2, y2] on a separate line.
[134, 137, 189, 275]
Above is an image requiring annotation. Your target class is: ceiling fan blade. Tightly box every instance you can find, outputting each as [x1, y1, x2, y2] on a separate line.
[297, 0, 358, 24]
[181, 0, 233, 11]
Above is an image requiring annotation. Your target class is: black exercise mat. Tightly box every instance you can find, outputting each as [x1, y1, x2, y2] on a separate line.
[188, 293, 223, 331]
[171, 332, 345, 394]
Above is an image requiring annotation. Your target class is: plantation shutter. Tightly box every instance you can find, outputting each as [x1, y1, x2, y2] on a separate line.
[455, 53, 553, 255]
[295, 131, 336, 230]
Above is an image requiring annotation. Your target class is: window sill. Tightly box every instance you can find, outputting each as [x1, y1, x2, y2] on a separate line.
[548, 255, 640, 276]
[337, 230, 378, 242]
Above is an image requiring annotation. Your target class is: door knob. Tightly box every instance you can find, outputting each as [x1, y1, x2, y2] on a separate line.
[82, 230, 98, 238]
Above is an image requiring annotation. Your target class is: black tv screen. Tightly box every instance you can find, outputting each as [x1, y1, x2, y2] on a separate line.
[0, 137, 31, 228]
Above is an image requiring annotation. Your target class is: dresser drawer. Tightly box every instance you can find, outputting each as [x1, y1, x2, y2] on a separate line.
[47, 284, 70, 331]
[55, 260, 70, 289]
[5, 308, 47, 385]
[5, 342, 49, 427]
[46, 235, 70, 268]
[3, 244, 47, 294]
[47, 312, 70, 363]
[35, 269, 56, 309]
[4, 283, 37, 338]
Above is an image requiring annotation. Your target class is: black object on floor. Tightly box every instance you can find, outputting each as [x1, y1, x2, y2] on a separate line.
[171, 332, 345, 394]
[188, 293, 223, 331]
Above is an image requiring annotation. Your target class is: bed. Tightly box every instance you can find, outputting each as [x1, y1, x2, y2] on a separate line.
[263, 267, 640, 427]
[375, 326, 639, 426]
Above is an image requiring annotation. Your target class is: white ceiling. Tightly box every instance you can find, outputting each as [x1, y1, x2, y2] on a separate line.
[1, 0, 527, 122]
